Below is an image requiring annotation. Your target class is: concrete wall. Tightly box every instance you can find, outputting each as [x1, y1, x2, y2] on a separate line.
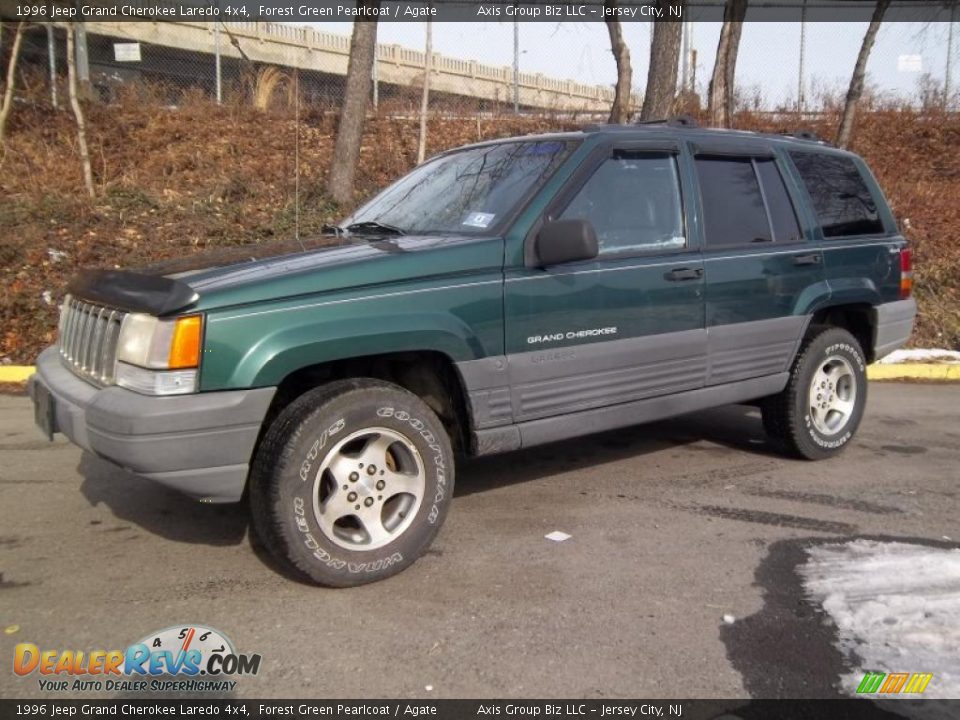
[84, 21, 615, 113]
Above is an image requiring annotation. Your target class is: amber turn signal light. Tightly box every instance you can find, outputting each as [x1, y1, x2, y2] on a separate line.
[168, 315, 203, 369]
[900, 247, 913, 299]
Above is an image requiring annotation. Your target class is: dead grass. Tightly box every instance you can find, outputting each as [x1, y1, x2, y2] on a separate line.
[1, 87, 957, 364]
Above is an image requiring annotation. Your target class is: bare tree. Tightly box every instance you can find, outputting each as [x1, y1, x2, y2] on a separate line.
[417, 17, 432, 164]
[66, 24, 95, 198]
[837, 0, 890, 148]
[328, 6, 380, 206]
[639, 2, 684, 121]
[605, 0, 632, 123]
[0, 22, 26, 147]
[708, 0, 748, 128]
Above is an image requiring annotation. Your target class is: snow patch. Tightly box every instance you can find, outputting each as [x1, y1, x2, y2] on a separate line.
[878, 349, 960, 365]
[801, 540, 960, 699]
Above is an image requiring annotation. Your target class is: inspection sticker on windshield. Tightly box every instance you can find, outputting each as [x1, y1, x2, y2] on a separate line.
[462, 212, 495, 228]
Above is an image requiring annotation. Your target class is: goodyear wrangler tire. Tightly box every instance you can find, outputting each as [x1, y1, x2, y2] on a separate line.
[762, 327, 868, 461]
[249, 379, 454, 587]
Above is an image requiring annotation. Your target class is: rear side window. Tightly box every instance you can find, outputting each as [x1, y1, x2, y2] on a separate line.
[789, 151, 884, 238]
[695, 157, 771, 247]
[695, 156, 802, 247]
[755, 159, 802, 243]
[559, 151, 685, 256]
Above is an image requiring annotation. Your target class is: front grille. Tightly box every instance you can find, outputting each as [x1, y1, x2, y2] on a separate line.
[58, 296, 127, 385]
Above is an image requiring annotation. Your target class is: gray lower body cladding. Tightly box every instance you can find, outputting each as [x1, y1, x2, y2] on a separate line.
[471, 372, 789, 455]
[459, 317, 809, 456]
[29, 347, 275, 503]
[872, 297, 917, 360]
[462, 316, 808, 429]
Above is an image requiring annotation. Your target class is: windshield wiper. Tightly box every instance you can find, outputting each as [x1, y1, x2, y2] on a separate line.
[344, 221, 406, 236]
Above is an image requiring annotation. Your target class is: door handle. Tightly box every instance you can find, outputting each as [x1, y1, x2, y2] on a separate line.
[792, 253, 822, 266]
[665, 267, 703, 281]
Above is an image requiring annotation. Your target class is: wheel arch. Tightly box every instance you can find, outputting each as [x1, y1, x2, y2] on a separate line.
[809, 302, 877, 362]
[261, 349, 474, 456]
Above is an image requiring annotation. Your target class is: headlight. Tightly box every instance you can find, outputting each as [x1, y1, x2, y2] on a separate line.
[115, 313, 203, 395]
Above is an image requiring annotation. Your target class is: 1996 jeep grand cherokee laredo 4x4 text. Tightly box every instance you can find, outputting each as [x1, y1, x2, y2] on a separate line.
[29, 120, 916, 586]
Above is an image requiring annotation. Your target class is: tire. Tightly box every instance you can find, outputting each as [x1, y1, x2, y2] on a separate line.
[761, 326, 868, 460]
[249, 378, 454, 587]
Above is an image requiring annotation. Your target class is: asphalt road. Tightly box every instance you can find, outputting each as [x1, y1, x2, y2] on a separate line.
[1, 382, 957, 701]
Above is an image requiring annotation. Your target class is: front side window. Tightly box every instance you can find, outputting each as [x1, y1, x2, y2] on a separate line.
[789, 151, 884, 238]
[559, 151, 685, 255]
[344, 140, 576, 236]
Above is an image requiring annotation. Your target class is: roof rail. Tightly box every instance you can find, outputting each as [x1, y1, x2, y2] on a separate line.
[778, 129, 830, 144]
[635, 115, 699, 128]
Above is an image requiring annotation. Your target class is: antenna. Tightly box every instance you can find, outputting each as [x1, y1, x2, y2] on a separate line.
[294, 69, 305, 252]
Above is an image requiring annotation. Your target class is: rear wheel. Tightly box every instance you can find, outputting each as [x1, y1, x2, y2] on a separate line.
[249, 379, 454, 587]
[762, 327, 868, 460]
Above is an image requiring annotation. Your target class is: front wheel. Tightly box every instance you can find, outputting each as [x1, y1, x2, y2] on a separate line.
[761, 327, 868, 460]
[249, 379, 454, 587]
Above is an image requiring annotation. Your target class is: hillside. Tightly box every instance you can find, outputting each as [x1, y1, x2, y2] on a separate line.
[1, 91, 958, 364]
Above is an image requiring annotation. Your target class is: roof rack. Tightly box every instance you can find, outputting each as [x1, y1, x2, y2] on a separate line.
[634, 115, 697, 127]
[581, 115, 699, 133]
[778, 129, 830, 144]
[635, 115, 699, 128]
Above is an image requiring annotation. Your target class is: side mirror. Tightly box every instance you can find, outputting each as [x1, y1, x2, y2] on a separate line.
[535, 219, 599, 267]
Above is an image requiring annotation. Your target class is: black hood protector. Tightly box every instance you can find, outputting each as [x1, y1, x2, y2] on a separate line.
[68, 269, 198, 316]
[69, 236, 354, 315]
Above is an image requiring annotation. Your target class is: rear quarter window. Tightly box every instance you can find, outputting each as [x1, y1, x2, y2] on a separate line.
[789, 151, 885, 238]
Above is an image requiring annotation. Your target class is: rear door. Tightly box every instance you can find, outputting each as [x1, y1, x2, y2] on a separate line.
[786, 150, 903, 306]
[692, 141, 825, 385]
[503, 139, 707, 423]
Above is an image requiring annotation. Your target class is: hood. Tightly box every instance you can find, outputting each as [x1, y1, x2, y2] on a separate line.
[108, 233, 505, 315]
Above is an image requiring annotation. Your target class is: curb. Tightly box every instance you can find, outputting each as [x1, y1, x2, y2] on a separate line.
[867, 364, 960, 381]
[0, 367, 35, 383]
[2, 364, 960, 383]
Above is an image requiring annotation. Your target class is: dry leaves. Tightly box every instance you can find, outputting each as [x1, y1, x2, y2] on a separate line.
[0, 91, 956, 363]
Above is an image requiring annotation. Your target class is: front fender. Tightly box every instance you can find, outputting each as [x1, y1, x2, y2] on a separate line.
[200, 281, 502, 390]
[236, 314, 485, 388]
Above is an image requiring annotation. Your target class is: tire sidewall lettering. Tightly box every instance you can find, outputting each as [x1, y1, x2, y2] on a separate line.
[298, 418, 346, 482]
[378, 406, 447, 525]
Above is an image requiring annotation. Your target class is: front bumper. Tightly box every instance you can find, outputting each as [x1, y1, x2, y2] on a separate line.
[28, 347, 275, 503]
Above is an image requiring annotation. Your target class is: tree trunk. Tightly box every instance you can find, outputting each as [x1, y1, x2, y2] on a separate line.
[837, 0, 889, 148]
[417, 18, 432, 164]
[66, 24, 95, 198]
[605, 0, 632, 124]
[328, 6, 380, 207]
[708, 0, 747, 128]
[639, 1, 684, 121]
[0, 22, 26, 147]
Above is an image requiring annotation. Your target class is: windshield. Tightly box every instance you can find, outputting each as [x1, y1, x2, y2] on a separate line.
[344, 140, 577, 236]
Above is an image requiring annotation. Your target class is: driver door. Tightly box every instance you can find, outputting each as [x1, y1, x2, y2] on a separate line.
[503, 140, 707, 423]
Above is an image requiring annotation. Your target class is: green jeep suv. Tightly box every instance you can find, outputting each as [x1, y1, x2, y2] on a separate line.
[29, 120, 916, 586]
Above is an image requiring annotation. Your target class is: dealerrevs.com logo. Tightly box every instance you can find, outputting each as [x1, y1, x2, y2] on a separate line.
[13, 625, 262, 693]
